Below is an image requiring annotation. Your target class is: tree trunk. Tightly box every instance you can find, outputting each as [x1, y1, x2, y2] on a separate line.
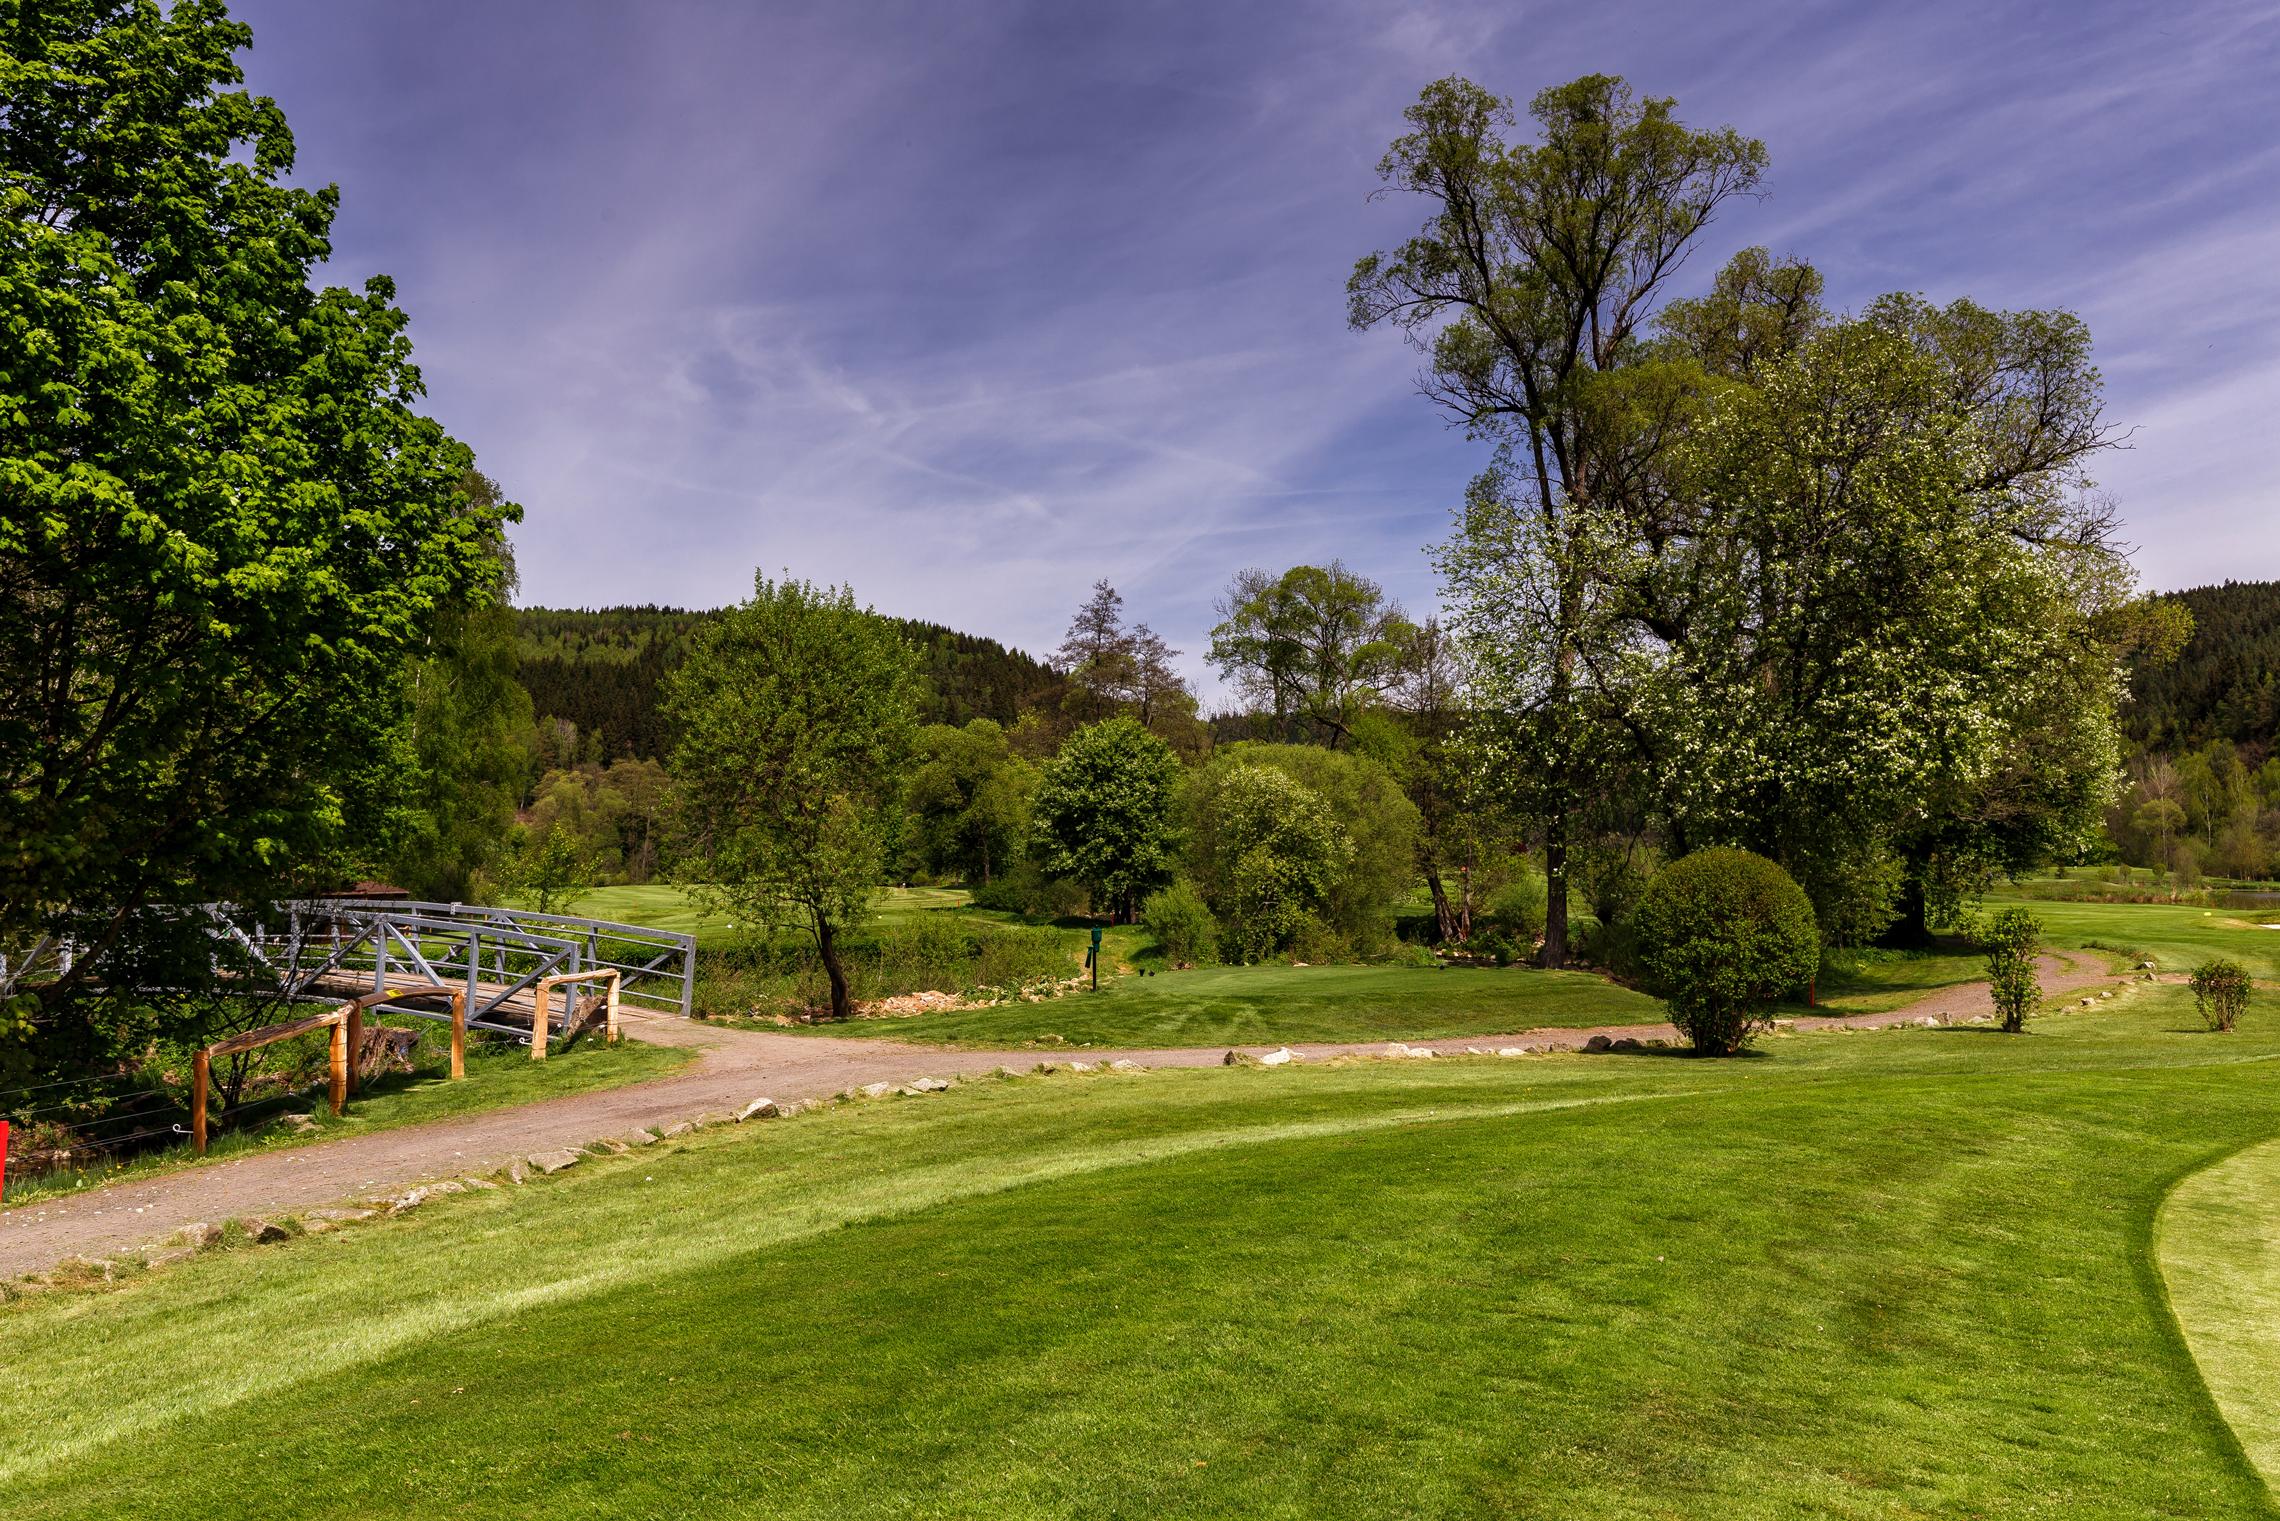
[1888, 874, 1932, 949]
[816, 914, 852, 1020]
[1425, 867, 1456, 944]
[1540, 810, 1570, 968]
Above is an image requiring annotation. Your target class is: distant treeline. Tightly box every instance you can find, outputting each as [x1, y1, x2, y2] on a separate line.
[2126, 580, 2280, 752]
[514, 606, 1065, 761]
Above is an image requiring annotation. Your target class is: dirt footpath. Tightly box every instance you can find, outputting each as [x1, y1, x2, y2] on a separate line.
[0, 954, 2114, 1280]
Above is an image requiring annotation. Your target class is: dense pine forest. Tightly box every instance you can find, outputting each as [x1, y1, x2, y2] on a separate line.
[2125, 580, 2280, 751]
[513, 606, 1065, 762]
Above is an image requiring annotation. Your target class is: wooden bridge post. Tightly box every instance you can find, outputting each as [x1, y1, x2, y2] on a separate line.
[606, 972, 621, 1044]
[531, 981, 551, 1061]
[192, 1049, 210, 1156]
[328, 1011, 349, 1116]
[450, 990, 467, 1080]
[345, 1000, 364, 1096]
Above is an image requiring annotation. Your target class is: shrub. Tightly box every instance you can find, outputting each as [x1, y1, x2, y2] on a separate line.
[1981, 908, 2042, 1033]
[970, 860, 1088, 919]
[1141, 881, 1219, 966]
[1483, 870, 1547, 946]
[1631, 848, 1819, 1055]
[2191, 958, 2252, 1032]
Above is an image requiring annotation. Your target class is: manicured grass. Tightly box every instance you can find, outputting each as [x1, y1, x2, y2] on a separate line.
[1985, 886, 2280, 979]
[1, 1026, 690, 1210]
[534, 883, 976, 946]
[802, 961, 1666, 1047]
[2159, 1136, 2280, 1492]
[1780, 946, 1990, 1016]
[5, 986, 2277, 1517]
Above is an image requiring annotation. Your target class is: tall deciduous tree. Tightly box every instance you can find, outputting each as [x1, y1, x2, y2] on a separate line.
[1643, 303, 2126, 941]
[663, 578, 920, 1019]
[1207, 562, 1415, 748]
[386, 468, 533, 901]
[1351, 74, 1764, 965]
[1050, 579, 1203, 754]
[0, 3, 515, 1021]
[1029, 718, 1182, 923]
[904, 719, 1036, 886]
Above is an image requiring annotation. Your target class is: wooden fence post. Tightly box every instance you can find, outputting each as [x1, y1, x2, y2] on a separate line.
[451, 990, 467, 1080]
[345, 1000, 364, 1095]
[328, 1011, 349, 1116]
[193, 1049, 210, 1156]
[606, 972, 621, 1045]
[531, 981, 551, 1061]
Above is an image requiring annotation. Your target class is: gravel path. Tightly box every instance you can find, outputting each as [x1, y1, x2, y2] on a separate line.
[0, 953, 2113, 1280]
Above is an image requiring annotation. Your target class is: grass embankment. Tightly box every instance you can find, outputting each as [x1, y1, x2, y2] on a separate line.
[0, 1027, 689, 1210]
[809, 961, 1664, 1046]
[2160, 1136, 2280, 1494]
[3, 985, 2276, 1517]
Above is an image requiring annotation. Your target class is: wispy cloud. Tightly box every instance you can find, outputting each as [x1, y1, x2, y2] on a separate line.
[236, 0, 2280, 680]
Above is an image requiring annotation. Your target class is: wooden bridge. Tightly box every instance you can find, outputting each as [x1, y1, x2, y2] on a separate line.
[227, 899, 698, 1038]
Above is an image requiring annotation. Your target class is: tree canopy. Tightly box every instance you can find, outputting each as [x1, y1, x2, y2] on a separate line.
[0, 1, 514, 1021]
[662, 577, 921, 1018]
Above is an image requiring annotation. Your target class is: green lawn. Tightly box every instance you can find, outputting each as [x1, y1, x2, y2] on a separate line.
[807, 961, 1664, 1046]
[1985, 885, 2280, 978]
[1, 1024, 690, 1210]
[556, 883, 973, 946]
[2160, 1136, 2280, 1492]
[5, 984, 2277, 1517]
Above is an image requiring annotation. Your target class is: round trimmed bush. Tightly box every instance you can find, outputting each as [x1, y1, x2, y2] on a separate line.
[1631, 848, 1819, 1055]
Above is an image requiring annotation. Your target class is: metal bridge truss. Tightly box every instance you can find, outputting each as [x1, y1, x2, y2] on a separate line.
[220, 899, 695, 1039]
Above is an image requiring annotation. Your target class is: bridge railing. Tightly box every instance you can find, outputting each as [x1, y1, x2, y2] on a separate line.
[237, 900, 695, 1035]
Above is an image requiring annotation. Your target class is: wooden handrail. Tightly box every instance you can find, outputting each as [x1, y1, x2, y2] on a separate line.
[529, 969, 621, 1061]
[193, 981, 457, 1153]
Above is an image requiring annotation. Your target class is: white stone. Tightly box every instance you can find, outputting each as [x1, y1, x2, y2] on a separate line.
[905, 1076, 951, 1092]
[738, 1097, 780, 1121]
[1259, 1048, 1296, 1066]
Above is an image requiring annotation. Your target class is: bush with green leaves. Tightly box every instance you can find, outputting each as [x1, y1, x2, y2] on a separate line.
[970, 860, 1089, 920]
[1483, 869, 1548, 946]
[1631, 849, 1819, 1055]
[1980, 907, 2043, 1033]
[1141, 882, 1219, 966]
[1029, 718, 1183, 923]
[2190, 958, 2252, 1033]
[1185, 764, 1353, 962]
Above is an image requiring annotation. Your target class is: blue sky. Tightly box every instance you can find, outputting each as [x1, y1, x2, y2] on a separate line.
[234, 0, 2280, 680]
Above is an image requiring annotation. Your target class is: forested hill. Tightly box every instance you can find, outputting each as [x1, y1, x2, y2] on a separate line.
[2126, 579, 2280, 751]
[514, 606, 1064, 760]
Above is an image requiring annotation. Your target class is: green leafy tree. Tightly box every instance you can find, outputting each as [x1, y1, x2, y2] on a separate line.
[498, 822, 601, 917]
[1631, 849, 1818, 1055]
[1185, 764, 1352, 961]
[1981, 908, 2043, 1033]
[904, 719, 1036, 885]
[1029, 718, 1182, 923]
[1200, 744, 1419, 953]
[663, 577, 920, 1019]
[1208, 562, 1415, 748]
[0, 3, 514, 1036]
[1638, 311, 2125, 940]
[387, 469, 533, 900]
[1355, 74, 1766, 966]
